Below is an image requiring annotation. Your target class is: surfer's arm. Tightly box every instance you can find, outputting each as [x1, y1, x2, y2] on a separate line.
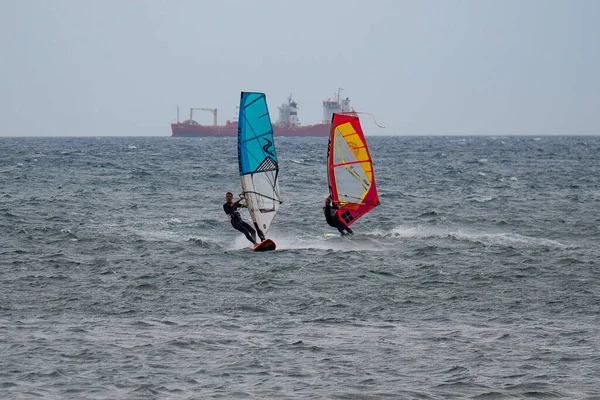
[231, 196, 244, 207]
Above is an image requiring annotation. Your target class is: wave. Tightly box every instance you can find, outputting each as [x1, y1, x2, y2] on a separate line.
[388, 224, 569, 249]
[217, 224, 569, 253]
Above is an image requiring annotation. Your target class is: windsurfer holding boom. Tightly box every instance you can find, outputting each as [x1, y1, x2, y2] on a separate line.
[223, 192, 263, 245]
[324, 196, 353, 236]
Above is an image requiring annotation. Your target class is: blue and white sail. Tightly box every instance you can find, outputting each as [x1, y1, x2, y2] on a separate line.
[238, 92, 282, 238]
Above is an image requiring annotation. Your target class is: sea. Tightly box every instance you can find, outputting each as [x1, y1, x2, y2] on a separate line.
[1, 135, 599, 399]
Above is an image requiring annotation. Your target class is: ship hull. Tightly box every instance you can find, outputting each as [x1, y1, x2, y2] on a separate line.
[171, 123, 237, 137]
[275, 123, 330, 137]
[171, 122, 330, 137]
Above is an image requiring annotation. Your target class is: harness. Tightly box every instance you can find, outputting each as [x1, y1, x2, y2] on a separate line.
[224, 202, 241, 220]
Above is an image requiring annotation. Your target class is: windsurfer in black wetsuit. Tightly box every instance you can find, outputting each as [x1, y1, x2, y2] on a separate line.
[223, 192, 264, 245]
[324, 196, 353, 236]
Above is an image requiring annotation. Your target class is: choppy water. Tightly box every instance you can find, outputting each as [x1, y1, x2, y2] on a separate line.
[1, 135, 599, 399]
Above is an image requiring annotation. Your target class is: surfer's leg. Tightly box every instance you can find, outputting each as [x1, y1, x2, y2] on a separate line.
[232, 219, 257, 244]
[336, 219, 353, 236]
[325, 216, 337, 228]
[254, 223, 266, 241]
[240, 220, 258, 243]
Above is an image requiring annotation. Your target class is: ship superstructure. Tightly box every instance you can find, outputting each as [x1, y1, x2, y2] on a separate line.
[322, 88, 352, 123]
[276, 94, 300, 128]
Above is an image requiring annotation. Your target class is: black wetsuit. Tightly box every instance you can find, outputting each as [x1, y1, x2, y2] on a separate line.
[324, 203, 353, 236]
[223, 201, 257, 244]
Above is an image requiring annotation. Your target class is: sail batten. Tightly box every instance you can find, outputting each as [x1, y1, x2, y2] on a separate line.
[238, 92, 282, 238]
[327, 113, 379, 227]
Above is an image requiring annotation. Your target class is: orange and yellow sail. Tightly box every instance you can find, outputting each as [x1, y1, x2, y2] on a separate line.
[327, 113, 379, 226]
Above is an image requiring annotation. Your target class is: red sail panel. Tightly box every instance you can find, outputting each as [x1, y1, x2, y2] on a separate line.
[327, 113, 379, 227]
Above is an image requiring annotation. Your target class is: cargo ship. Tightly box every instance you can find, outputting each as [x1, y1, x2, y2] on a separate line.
[170, 89, 352, 137]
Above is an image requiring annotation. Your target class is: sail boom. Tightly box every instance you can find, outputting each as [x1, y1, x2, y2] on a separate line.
[331, 159, 370, 168]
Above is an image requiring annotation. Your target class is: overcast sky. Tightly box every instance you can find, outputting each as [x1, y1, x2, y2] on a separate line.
[1, 0, 599, 137]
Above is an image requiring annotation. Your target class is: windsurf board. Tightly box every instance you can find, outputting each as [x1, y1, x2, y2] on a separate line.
[253, 238, 276, 252]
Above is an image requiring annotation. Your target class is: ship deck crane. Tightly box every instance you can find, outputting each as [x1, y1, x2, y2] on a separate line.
[190, 108, 218, 126]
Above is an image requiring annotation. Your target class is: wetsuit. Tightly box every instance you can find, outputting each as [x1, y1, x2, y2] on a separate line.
[223, 201, 258, 244]
[324, 203, 353, 236]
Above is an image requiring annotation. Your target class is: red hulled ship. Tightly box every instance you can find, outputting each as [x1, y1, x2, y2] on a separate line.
[170, 89, 352, 137]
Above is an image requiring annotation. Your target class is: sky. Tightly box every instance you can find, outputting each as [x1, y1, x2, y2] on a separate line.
[1, 0, 599, 137]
